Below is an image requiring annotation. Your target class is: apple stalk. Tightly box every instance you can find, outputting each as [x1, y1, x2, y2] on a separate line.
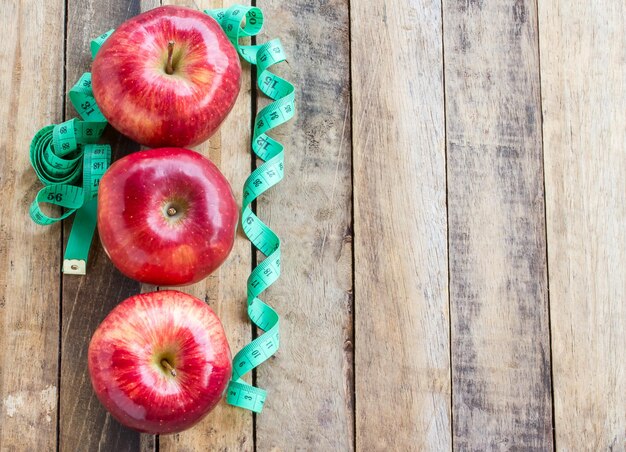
[166, 41, 175, 75]
[161, 359, 177, 377]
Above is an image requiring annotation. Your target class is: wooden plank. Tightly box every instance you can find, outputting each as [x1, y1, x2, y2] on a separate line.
[443, 0, 553, 449]
[157, 0, 253, 451]
[539, 1, 626, 449]
[252, 0, 354, 450]
[351, 0, 451, 450]
[59, 1, 159, 450]
[0, 1, 64, 450]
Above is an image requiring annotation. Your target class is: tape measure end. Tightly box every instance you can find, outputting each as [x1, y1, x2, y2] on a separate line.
[63, 259, 86, 275]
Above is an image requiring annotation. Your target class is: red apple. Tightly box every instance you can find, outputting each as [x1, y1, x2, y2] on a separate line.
[92, 5, 241, 148]
[88, 290, 232, 434]
[97, 147, 238, 286]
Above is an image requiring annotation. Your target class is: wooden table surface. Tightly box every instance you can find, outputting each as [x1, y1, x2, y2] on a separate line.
[1, 0, 624, 450]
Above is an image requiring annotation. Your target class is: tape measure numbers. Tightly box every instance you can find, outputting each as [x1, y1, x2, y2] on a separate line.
[29, 37, 113, 274]
[206, 5, 295, 413]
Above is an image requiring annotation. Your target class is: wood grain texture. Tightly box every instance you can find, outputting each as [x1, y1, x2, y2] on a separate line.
[157, 0, 253, 451]
[59, 1, 159, 451]
[254, 0, 354, 450]
[0, 1, 64, 450]
[351, 0, 451, 450]
[539, 0, 626, 449]
[443, 0, 553, 449]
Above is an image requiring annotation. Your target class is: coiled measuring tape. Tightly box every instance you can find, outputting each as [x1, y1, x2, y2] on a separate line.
[206, 5, 295, 412]
[29, 31, 114, 274]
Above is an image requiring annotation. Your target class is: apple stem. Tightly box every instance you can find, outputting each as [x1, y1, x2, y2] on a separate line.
[161, 359, 177, 377]
[167, 207, 177, 216]
[165, 41, 175, 75]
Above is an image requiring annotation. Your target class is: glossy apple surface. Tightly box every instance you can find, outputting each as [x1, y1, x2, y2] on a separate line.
[92, 5, 241, 148]
[97, 147, 238, 286]
[88, 290, 232, 434]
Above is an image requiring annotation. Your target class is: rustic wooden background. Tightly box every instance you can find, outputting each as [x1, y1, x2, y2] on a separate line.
[1, 0, 624, 450]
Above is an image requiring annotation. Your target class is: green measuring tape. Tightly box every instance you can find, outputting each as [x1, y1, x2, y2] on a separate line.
[29, 5, 293, 412]
[206, 6, 295, 412]
[29, 32, 114, 274]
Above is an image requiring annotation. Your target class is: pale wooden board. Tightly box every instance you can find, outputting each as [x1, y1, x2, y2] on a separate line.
[60, 1, 159, 450]
[351, 0, 451, 450]
[157, 0, 253, 451]
[539, 0, 626, 449]
[0, 1, 64, 450]
[253, 0, 354, 450]
[443, 0, 553, 448]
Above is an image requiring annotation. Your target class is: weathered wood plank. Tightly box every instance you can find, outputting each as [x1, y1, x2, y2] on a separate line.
[351, 0, 451, 450]
[0, 1, 65, 449]
[443, 0, 553, 448]
[157, 0, 253, 451]
[539, 1, 626, 449]
[60, 1, 159, 450]
[253, 0, 354, 450]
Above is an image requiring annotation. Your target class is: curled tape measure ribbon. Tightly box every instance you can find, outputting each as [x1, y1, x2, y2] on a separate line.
[29, 33, 113, 274]
[206, 5, 295, 413]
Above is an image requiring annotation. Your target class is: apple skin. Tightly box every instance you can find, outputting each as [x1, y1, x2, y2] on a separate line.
[88, 290, 232, 434]
[92, 5, 241, 148]
[97, 147, 238, 286]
